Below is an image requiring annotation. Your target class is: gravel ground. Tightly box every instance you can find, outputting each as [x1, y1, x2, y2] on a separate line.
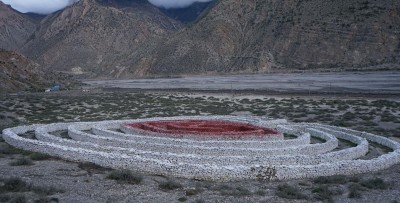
[0, 89, 399, 202]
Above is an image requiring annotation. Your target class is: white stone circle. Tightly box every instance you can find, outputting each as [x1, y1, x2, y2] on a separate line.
[2, 116, 400, 181]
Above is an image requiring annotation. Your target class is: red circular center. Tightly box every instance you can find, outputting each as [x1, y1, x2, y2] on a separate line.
[123, 120, 280, 138]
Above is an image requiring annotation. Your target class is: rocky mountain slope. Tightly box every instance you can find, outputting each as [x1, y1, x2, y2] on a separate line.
[20, 0, 181, 78]
[0, 49, 54, 92]
[0, 2, 40, 51]
[131, 0, 400, 75]
[1, 0, 399, 78]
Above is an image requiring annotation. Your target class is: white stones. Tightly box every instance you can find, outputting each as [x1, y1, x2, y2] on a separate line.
[2, 116, 400, 181]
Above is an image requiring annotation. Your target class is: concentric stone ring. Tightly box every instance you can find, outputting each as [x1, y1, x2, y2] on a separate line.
[2, 116, 400, 181]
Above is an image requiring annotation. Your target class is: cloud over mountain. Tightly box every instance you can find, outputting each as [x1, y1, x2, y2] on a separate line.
[0, 0, 213, 14]
[0, 0, 78, 14]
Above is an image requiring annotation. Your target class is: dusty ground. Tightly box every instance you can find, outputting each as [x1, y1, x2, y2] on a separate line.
[0, 89, 399, 203]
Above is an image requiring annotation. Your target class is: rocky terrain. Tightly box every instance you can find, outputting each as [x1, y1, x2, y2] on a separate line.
[19, 0, 182, 78]
[0, 2, 41, 51]
[0, 91, 399, 202]
[0, 0, 399, 78]
[0, 49, 75, 93]
[136, 0, 400, 75]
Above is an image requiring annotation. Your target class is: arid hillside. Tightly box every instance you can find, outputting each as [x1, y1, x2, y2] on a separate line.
[0, 0, 399, 78]
[0, 2, 39, 51]
[0, 49, 74, 93]
[19, 0, 181, 78]
[131, 0, 400, 76]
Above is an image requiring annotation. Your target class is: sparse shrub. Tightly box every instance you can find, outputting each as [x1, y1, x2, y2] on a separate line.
[360, 178, 387, 189]
[29, 153, 51, 161]
[186, 188, 201, 196]
[178, 197, 187, 202]
[107, 170, 143, 184]
[348, 183, 364, 198]
[194, 199, 205, 203]
[34, 196, 59, 203]
[0, 144, 31, 155]
[10, 195, 26, 203]
[276, 183, 307, 199]
[2, 178, 28, 192]
[0, 194, 11, 202]
[342, 112, 356, 120]
[219, 186, 252, 196]
[32, 185, 64, 195]
[314, 175, 347, 184]
[159, 180, 182, 191]
[255, 189, 266, 196]
[9, 157, 34, 166]
[312, 185, 342, 203]
[78, 162, 107, 171]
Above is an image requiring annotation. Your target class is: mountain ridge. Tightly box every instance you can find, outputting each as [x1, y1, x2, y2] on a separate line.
[0, 0, 399, 79]
[130, 0, 400, 76]
[19, 0, 182, 78]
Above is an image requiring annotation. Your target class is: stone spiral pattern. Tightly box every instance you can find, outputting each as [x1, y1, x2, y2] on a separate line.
[2, 116, 400, 181]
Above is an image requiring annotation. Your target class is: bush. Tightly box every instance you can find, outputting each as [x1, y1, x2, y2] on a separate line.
[360, 178, 387, 189]
[107, 170, 142, 184]
[276, 184, 307, 199]
[348, 183, 364, 198]
[159, 180, 183, 191]
[219, 186, 252, 196]
[2, 178, 28, 192]
[0, 194, 11, 202]
[178, 197, 187, 202]
[312, 185, 342, 203]
[29, 153, 51, 161]
[34, 197, 59, 203]
[9, 157, 34, 166]
[186, 188, 201, 196]
[10, 195, 26, 203]
[78, 162, 107, 171]
[32, 185, 64, 195]
[314, 175, 348, 184]
[255, 189, 266, 196]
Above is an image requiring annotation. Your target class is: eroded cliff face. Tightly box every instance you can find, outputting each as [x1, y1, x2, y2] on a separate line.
[0, 2, 39, 51]
[20, 0, 182, 78]
[129, 0, 400, 76]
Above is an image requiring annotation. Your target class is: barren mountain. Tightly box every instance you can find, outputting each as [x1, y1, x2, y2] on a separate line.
[0, 49, 49, 92]
[2, 0, 400, 79]
[0, 2, 40, 51]
[20, 0, 181, 78]
[128, 0, 400, 76]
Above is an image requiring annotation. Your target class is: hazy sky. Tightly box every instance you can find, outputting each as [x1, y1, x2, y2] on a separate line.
[0, 0, 213, 14]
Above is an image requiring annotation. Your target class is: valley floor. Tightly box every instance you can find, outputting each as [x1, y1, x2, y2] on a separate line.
[0, 89, 399, 202]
